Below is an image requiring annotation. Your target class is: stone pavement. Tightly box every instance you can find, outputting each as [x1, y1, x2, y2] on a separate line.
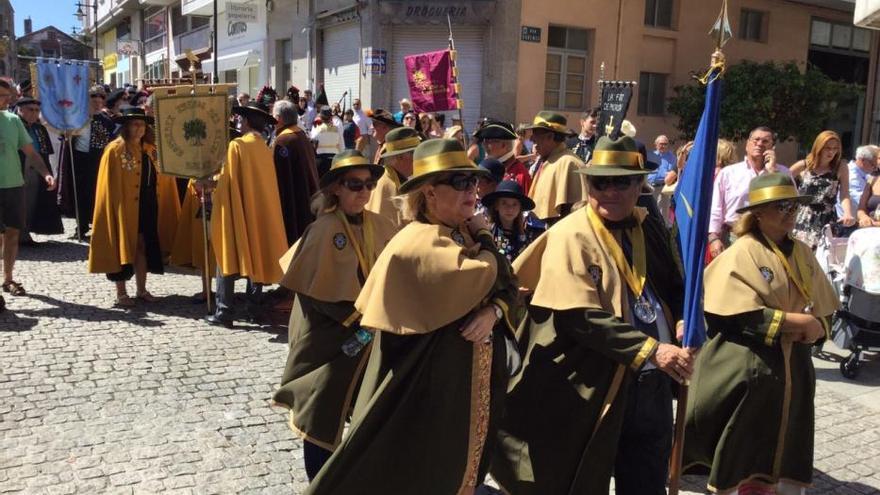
[1, 221, 879, 494]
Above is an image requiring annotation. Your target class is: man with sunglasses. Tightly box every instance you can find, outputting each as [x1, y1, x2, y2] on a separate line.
[366, 126, 420, 228]
[493, 135, 693, 494]
[522, 111, 588, 226]
[58, 85, 115, 239]
[709, 126, 790, 258]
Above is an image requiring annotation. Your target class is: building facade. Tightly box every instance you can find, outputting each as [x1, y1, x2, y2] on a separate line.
[0, 0, 15, 79]
[16, 24, 92, 83]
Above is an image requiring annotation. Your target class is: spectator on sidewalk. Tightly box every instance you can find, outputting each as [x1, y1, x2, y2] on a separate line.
[565, 107, 599, 163]
[311, 108, 342, 178]
[392, 98, 412, 124]
[839, 144, 878, 219]
[0, 80, 56, 310]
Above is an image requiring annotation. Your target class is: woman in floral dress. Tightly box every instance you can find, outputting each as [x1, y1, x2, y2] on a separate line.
[790, 130, 856, 249]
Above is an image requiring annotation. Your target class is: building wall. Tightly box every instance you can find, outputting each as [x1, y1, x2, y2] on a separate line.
[15, 28, 92, 80]
[516, 0, 860, 162]
[0, 0, 15, 79]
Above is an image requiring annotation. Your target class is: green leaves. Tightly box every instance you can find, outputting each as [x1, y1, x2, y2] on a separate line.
[668, 60, 856, 145]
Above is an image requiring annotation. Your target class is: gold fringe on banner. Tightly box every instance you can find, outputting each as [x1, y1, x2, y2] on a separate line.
[449, 50, 457, 62]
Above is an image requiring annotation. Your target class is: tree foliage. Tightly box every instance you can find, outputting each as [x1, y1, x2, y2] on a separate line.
[667, 60, 857, 145]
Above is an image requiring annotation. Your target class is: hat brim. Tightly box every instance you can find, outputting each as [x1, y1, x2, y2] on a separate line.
[522, 122, 576, 138]
[114, 114, 155, 124]
[578, 166, 650, 177]
[398, 166, 489, 194]
[735, 194, 812, 214]
[380, 147, 417, 160]
[372, 116, 402, 129]
[480, 190, 536, 211]
[232, 106, 278, 125]
[319, 164, 384, 189]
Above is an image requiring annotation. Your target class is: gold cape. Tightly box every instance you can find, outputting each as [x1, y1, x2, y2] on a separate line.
[278, 209, 397, 302]
[88, 138, 180, 274]
[170, 180, 215, 272]
[514, 206, 649, 317]
[365, 166, 404, 229]
[527, 144, 588, 220]
[704, 233, 838, 318]
[354, 221, 498, 334]
[211, 132, 288, 284]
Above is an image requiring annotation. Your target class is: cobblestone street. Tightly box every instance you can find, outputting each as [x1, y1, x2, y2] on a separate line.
[1, 222, 880, 494]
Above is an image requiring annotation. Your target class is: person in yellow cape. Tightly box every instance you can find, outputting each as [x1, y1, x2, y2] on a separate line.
[205, 102, 288, 327]
[304, 139, 520, 495]
[365, 126, 421, 228]
[523, 111, 588, 226]
[490, 135, 695, 495]
[683, 173, 839, 495]
[169, 179, 216, 301]
[88, 108, 180, 307]
[271, 150, 395, 481]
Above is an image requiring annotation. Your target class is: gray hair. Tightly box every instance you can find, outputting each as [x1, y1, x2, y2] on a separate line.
[273, 99, 299, 126]
[856, 145, 877, 162]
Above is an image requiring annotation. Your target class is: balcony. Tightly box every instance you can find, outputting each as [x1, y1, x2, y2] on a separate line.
[175, 26, 210, 55]
[181, 0, 218, 17]
[144, 34, 166, 54]
[139, 0, 177, 5]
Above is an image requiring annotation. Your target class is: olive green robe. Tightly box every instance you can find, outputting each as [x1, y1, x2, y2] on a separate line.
[684, 234, 839, 493]
[305, 221, 520, 495]
[272, 210, 396, 450]
[491, 207, 684, 495]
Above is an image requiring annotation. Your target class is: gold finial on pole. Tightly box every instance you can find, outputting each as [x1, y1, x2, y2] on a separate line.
[709, 0, 732, 51]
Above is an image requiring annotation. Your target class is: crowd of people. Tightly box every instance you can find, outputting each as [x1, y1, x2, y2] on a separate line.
[1, 75, 878, 494]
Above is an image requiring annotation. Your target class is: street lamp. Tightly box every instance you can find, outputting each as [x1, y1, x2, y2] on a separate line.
[73, 1, 98, 60]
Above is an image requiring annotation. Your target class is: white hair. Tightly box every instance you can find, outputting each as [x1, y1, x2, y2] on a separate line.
[855, 145, 877, 162]
[273, 99, 299, 126]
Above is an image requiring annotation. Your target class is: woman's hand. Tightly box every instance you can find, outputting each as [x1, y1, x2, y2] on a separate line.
[839, 213, 856, 227]
[460, 306, 498, 343]
[859, 214, 874, 228]
[782, 312, 825, 344]
[465, 214, 490, 237]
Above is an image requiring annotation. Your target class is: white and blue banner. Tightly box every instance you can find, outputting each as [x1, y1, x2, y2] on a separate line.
[31, 60, 90, 132]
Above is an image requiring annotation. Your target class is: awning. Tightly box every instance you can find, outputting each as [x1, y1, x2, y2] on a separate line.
[202, 49, 260, 73]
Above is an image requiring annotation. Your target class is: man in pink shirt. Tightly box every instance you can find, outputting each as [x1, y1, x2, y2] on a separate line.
[708, 126, 791, 258]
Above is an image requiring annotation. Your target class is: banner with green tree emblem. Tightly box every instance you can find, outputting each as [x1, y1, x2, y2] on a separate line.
[152, 85, 234, 179]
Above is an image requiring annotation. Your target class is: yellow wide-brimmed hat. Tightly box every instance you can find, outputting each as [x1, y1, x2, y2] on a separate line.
[380, 127, 422, 160]
[579, 135, 651, 176]
[736, 173, 811, 213]
[319, 150, 384, 188]
[398, 139, 489, 194]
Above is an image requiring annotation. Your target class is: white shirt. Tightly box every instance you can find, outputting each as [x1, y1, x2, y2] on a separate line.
[709, 160, 791, 234]
[312, 123, 341, 155]
[303, 104, 317, 131]
[353, 109, 372, 136]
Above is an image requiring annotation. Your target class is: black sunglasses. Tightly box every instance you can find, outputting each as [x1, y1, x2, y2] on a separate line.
[90, 93, 105, 98]
[588, 175, 640, 192]
[340, 178, 378, 192]
[436, 173, 479, 191]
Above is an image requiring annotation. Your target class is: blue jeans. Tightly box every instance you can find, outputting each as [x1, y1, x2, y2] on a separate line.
[213, 268, 263, 320]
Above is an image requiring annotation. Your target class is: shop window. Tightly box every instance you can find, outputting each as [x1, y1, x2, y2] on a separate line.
[638, 72, 667, 116]
[545, 26, 590, 111]
[739, 9, 767, 43]
[644, 0, 674, 29]
[812, 19, 871, 53]
[280, 39, 292, 88]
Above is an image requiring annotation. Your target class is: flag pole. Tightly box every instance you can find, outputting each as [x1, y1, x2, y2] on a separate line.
[446, 14, 467, 146]
[65, 132, 84, 242]
[668, 3, 730, 494]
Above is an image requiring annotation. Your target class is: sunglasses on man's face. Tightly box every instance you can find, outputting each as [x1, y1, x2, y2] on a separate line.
[90, 93, 105, 99]
[340, 178, 378, 192]
[588, 175, 640, 192]
[773, 200, 799, 216]
[436, 173, 479, 191]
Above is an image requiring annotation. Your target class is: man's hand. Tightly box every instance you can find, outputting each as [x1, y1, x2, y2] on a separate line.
[839, 213, 856, 227]
[460, 306, 497, 343]
[763, 149, 777, 172]
[44, 174, 56, 191]
[650, 343, 695, 384]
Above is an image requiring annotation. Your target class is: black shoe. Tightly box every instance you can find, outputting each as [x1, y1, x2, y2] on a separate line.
[204, 314, 233, 328]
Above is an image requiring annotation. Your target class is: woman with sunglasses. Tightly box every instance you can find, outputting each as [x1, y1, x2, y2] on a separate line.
[305, 139, 520, 495]
[58, 85, 116, 239]
[683, 173, 839, 495]
[273, 150, 396, 482]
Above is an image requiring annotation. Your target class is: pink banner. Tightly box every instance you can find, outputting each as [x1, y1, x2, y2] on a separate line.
[404, 50, 457, 113]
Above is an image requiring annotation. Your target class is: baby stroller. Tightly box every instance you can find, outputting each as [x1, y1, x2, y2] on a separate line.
[829, 226, 880, 379]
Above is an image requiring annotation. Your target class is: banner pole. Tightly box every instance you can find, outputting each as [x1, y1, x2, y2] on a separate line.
[668, 383, 688, 495]
[65, 132, 84, 242]
[200, 191, 213, 315]
[447, 14, 467, 146]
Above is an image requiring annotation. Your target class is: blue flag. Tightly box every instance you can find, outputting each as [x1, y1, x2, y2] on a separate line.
[673, 68, 723, 349]
[33, 60, 90, 132]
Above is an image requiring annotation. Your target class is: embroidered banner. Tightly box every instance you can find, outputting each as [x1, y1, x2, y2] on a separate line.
[153, 86, 231, 179]
[404, 49, 458, 113]
[30, 60, 90, 132]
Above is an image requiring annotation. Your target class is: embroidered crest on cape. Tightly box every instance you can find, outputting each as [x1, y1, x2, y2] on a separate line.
[759, 266, 774, 283]
[278, 146, 289, 158]
[451, 230, 466, 246]
[588, 265, 603, 285]
[333, 233, 347, 250]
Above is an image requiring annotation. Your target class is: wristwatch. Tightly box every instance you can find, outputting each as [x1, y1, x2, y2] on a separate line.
[490, 303, 503, 320]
